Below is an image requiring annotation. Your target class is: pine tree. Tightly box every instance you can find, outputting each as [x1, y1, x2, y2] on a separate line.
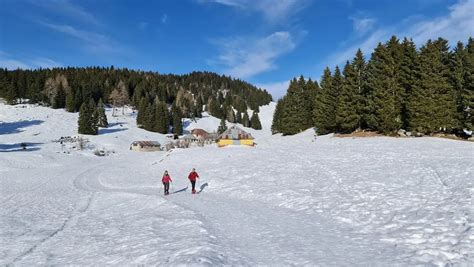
[217, 117, 227, 134]
[52, 82, 66, 109]
[450, 41, 467, 132]
[193, 97, 202, 118]
[154, 101, 169, 134]
[89, 99, 99, 134]
[196, 95, 203, 113]
[353, 49, 367, 129]
[208, 97, 223, 118]
[464, 38, 474, 131]
[235, 111, 242, 124]
[226, 106, 236, 123]
[78, 102, 91, 134]
[242, 111, 250, 127]
[145, 102, 156, 131]
[136, 97, 149, 127]
[278, 76, 315, 135]
[172, 105, 183, 136]
[271, 98, 286, 134]
[250, 111, 262, 130]
[365, 42, 404, 133]
[78, 100, 98, 135]
[161, 101, 170, 134]
[409, 38, 457, 134]
[224, 93, 232, 106]
[5, 81, 17, 105]
[217, 92, 224, 106]
[306, 78, 320, 125]
[74, 88, 83, 112]
[330, 66, 343, 131]
[96, 98, 108, 127]
[397, 38, 417, 130]
[336, 61, 361, 133]
[65, 90, 75, 112]
[279, 78, 301, 135]
[313, 67, 339, 134]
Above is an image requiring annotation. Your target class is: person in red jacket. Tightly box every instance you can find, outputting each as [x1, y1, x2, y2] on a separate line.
[162, 170, 172, 195]
[188, 168, 199, 194]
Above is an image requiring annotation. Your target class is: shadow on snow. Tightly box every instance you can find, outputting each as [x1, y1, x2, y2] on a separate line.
[0, 142, 43, 152]
[199, 182, 209, 193]
[98, 127, 128, 135]
[107, 122, 126, 128]
[0, 120, 44, 135]
[172, 186, 188, 194]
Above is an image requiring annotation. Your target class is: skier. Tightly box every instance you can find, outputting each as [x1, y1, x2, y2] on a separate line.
[162, 170, 172, 195]
[188, 168, 200, 194]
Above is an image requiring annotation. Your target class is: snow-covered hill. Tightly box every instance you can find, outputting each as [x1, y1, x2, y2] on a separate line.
[1, 101, 473, 266]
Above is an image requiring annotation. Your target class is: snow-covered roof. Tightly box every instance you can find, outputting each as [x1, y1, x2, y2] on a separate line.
[191, 128, 209, 137]
[181, 134, 197, 140]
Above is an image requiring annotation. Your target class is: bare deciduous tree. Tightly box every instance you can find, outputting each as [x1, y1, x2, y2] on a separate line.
[109, 80, 129, 116]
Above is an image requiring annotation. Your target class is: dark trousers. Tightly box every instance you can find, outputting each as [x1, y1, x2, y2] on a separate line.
[163, 182, 170, 194]
[191, 180, 196, 191]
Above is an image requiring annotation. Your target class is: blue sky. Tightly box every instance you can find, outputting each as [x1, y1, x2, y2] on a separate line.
[0, 0, 473, 98]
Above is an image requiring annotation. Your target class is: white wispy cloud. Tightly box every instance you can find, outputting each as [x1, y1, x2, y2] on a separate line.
[31, 0, 100, 25]
[325, 0, 474, 70]
[326, 29, 388, 68]
[31, 57, 63, 68]
[0, 58, 31, 70]
[350, 16, 376, 35]
[407, 0, 474, 44]
[208, 0, 244, 7]
[212, 31, 297, 78]
[198, 0, 309, 23]
[39, 21, 124, 54]
[0, 51, 62, 70]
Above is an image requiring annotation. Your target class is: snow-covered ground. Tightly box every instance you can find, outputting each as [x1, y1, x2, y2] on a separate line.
[1, 101, 473, 266]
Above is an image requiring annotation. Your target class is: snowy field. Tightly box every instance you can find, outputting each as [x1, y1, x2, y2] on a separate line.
[1, 102, 473, 266]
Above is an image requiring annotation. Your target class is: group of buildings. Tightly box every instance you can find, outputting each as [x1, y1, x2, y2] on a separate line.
[130, 125, 255, 152]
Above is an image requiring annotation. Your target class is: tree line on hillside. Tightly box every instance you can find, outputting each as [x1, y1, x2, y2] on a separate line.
[272, 36, 474, 136]
[0, 68, 272, 134]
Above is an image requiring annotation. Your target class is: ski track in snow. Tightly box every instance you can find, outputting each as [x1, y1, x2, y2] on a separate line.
[71, 157, 249, 265]
[4, 165, 99, 265]
[1, 102, 473, 265]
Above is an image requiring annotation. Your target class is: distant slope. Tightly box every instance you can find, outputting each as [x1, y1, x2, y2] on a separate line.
[185, 102, 276, 138]
[0, 100, 276, 154]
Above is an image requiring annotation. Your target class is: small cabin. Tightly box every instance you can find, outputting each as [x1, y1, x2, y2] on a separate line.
[189, 128, 218, 144]
[217, 125, 254, 147]
[191, 128, 209, 139]
[130, 141, 161, 151]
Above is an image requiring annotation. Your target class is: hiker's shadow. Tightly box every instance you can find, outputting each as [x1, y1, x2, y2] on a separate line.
[198, 182, 209, 193]
[173, 186, 188, 194]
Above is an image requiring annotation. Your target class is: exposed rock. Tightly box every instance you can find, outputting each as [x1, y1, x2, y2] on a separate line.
[413, 132, 424, 137]
[397, 129, 407, 137]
